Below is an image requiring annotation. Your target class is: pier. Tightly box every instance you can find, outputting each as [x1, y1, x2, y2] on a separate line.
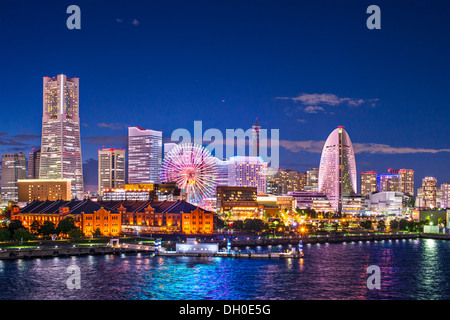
[155, 251, 303, 259]
[0, 232, 433, 261]
[226, 232, 420, 248]
[0, 245, 151, 260]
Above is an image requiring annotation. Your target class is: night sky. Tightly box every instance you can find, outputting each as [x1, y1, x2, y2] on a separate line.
[1, 0, 449, 192]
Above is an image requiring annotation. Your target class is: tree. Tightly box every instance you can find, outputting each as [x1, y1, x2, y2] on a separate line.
[8, 219, 23, 234]
[390, 219, 399, 230]
[399, 219, 408, 231]
[12, 228, 34, 242]
[39, 221, 56, 237]
[30, 220, 40, 234]
[0, 228, 11, 241]
[56, 216, 77, 235]
[244, 219, 265, 232]
[93, 228, 102, 237]
[232, 220, 244, 230]
[2, 202, 17, 221]
[361, 220, 372, 229]
[216, 217, 225, 230]
[68, 228, 84, 239]
[377, 220, 386, 232]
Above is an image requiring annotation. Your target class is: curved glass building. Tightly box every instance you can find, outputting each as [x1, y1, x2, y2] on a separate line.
[318, 126, 357, 213]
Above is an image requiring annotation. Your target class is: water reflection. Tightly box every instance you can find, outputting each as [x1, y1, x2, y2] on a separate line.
[0, 239, 449, 300]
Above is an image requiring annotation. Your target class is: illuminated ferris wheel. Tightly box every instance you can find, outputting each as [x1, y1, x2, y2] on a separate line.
[161, 143, 218, 204]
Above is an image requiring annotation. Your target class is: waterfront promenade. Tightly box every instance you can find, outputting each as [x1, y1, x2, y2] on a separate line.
[0, 244, 152, 260]
[0, 231, 439, 260]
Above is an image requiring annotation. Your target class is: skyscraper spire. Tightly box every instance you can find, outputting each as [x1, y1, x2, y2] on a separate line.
[252, 118, 261, 157]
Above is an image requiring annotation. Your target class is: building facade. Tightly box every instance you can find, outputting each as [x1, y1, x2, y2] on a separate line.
[98, 148, 126, 196]
[390, 168, 415, 196]
[28, 148, 41, 179]
[361, 171, 377, 195]
[377, 174, 400, 192]
[364, 191, 406, 215]
[305, 168, 319, 192]
[1, 153, 27, 202]
[287, 191, 333, 213]
[39, 75, 84, 199]
[101, 183, 183, 202]
[441, 183, 450, 209]
[273, 168, 306, 195]
[228, 156, 267, 194]
[128, 126, 162, 184]
[99, 200, 214, 234]
[214, 157, 231, 187]
[16, 199, 121, 237]
[17, 179, 71, 202]
[318, 127, 357, 213]
[216, 186, 259, 220]
[422, 177, 437, 208]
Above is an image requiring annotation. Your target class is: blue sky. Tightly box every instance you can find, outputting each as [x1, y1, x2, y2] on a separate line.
[0, 0, 449, 191]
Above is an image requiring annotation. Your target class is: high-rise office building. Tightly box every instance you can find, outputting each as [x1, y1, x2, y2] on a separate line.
[214, 157, 230, 187]
[377, 173, 400, 192]
[305, 168, 319, 192]
[389, 168, 414, 196]
[252, 118, 261, 157]
[266, 166, 279, 195]
[98, 148, 126, 196]
[360, 171, 377, 195]
[128, 126, 162, 184]
[318, 126, 357, 213]
[1, 153, 27, 202]
[228, 156, 267, 194]
[28, 148, 41, 179]
[273, 169, 306, 195]
[422, 177, 437, 208]
[440, 183, 450, 209]
[39, 74, 84, 199]
[163, 143, 177, 160]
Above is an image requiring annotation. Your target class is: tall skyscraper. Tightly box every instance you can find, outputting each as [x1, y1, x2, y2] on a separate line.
[440, 183, 450, 209]
[360, 171, 377, 195]
[28, 148, 41, 179]
[318, 126, 357, 213]
[422, 177, 437, 208]
[389, 168, 414, 196]
[377, 173, 400, 192]
[98, 148, 126, 196]
[274, 169, 306, 194]
[163, 143, 177, 160]
[266, 166, 279, 195]
[214, 157, 230, 187]
[128, 126, 162, 184]
[39, 74, 84, 199]
[1, 153, 27, 202]
[228, 156, 267, 194]
[305, 168, 319, 192]
[252, 118, 261, 157]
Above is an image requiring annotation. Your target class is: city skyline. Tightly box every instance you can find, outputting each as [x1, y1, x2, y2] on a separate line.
[1, 0, 449, 192]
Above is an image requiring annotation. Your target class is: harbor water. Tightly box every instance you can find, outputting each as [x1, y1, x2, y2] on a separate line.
[0, 238, 448, 300]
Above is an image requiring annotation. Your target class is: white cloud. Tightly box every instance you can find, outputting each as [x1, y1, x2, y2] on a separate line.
[280, 139, 450, 155]
[276, 93, 378, 108]
[304, 106, 326, 114]
[97, 122, 123, 130]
